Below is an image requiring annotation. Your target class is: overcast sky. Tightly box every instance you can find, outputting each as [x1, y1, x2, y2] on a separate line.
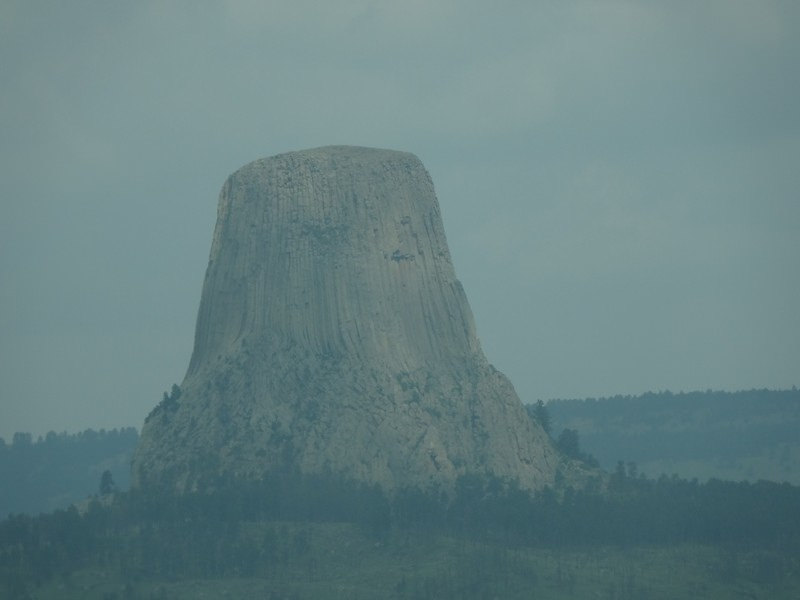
[1, 1, 798, 440]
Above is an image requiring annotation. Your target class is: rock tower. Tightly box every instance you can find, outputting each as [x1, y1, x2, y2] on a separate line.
[132, 146, 563, 492]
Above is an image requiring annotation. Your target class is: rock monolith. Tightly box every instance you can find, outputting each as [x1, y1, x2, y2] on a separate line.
[132, 146, 568, 493]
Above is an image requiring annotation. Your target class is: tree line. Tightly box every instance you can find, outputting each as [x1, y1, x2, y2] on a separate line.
[2, 466, 799, 597]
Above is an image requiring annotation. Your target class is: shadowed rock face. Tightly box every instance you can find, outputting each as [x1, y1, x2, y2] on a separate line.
[132, 146, 562, 492]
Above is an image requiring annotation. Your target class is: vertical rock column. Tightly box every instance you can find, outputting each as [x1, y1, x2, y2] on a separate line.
[133, 146, 563, 493]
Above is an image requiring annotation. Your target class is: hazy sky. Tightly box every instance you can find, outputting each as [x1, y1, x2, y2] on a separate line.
[2, 1, 798, 439]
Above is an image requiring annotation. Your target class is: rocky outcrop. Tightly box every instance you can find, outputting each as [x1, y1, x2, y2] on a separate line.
[132, 146, 568, 493]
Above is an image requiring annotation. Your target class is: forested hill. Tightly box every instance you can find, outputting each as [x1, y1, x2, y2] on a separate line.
[0, 427, 138, 517]
[4, 388, 798, 516]
[540, 388, 800, 484]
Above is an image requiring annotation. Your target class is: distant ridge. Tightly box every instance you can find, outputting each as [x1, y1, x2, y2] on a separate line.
[542, 388, 800, 484]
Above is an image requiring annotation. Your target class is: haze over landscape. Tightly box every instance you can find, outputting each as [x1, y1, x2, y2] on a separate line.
[2, 1, 799, 439]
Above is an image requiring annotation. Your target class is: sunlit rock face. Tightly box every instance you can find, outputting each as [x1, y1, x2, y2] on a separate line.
[132, 146, 563, 493]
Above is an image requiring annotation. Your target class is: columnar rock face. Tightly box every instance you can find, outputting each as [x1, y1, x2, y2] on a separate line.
[132, 146, 563, 493]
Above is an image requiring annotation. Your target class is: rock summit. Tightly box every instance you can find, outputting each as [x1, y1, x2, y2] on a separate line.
[133, 146, 566, 493]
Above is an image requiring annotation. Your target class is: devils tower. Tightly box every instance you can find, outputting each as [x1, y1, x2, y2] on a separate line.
[132, 146, 564, 493]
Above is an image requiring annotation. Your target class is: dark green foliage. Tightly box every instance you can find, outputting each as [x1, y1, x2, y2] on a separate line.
[99, 470, 116, 496]
[0, 427, 138, 517]
[556, 428, 580, 457]
[2, 469, 800, 598]
[145, 384, 182, 424]
[552, 428, 599, 467]
[529, 400, 551, 435]
[12, 433, 32, 448]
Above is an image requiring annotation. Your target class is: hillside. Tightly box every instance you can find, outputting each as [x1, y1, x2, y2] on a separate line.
[540, 388, 800, 484]
[3, 471, 799, 599]
[0, 428, 138, 517]
[18, 528, 800, 600]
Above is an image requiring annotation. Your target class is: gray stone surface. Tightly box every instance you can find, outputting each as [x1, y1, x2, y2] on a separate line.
[132, 146, 572, 493]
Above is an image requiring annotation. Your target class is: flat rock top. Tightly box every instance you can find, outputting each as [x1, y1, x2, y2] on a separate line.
[236, 145, 420, 174]
[277, 145, 416, 159]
